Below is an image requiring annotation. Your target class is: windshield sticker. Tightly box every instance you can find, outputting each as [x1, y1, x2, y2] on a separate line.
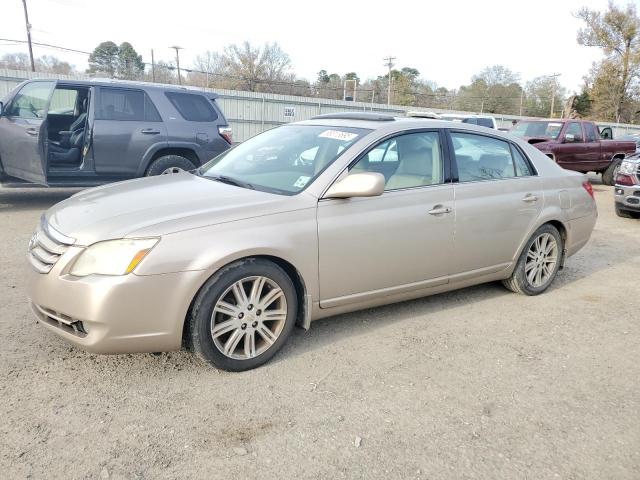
[293, 176, 310, 188]
[319, 130, 359, 142]
[549, 122, 563, 127]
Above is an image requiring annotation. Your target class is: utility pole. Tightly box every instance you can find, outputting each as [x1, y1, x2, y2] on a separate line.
[21, 0, 35, 72]
[383, 55, 395, 105]
[519, 89, 524, 116]
[548, 73, 561, 118]
[151, 49, 156, 82]
[170, 46, 183, 85]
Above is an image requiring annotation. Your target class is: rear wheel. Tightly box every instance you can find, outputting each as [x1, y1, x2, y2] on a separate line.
[145, 155, 196, 176]
[602, 159, 622, 186]
[188, 258, 297, 371]
[615, 203, 634, 218]
[502, 224, 563, 296]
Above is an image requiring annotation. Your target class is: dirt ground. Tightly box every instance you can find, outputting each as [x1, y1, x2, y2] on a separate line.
[0, 178, 638, 480]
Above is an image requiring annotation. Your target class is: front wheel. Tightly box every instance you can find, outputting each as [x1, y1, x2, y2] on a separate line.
[602, 159, 622, 186]
[187, 259, 298, 371]
[502, 224, 563, 296]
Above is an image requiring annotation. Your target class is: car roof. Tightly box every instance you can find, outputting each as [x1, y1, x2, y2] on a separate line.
[39, 78, 218, 98]
[297, 116, 512, 138]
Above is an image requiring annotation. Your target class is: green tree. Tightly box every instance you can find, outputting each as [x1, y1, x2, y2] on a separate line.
[87, 41, 119, 76]
[455, 65, 523, 114]
[577, 2, 640, 122]
[523, 76, 567, 117]
[116, 42, 144, 80]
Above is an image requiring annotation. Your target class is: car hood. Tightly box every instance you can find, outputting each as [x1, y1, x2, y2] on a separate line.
[45, 173, 312, 245]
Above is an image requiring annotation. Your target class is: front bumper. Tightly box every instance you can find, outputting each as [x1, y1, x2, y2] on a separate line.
[27, 246, 205, 354]
[614, 183, 640, 211]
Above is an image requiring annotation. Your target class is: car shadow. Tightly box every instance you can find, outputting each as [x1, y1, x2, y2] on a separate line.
[277, 282, 511, 364]
[0, 186, 82, 212]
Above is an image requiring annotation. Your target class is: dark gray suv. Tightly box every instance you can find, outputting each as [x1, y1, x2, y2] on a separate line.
[0, 79, 232, 186]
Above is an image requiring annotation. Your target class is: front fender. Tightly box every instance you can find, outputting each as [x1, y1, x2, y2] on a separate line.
[134, 208, 320, 301]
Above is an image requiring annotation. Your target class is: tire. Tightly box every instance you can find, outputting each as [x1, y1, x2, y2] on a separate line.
[145, 155, 196, 176]
[502, 224, 564, 296]
[187, 258, 298, 371]
[615, 203, 634, 218]
[602, 158, 622, 186]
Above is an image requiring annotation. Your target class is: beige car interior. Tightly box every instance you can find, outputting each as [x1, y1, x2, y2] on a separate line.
[351, 132, 443, 189]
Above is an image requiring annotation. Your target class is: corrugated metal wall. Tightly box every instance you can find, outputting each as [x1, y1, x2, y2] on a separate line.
[2, 68, 640, 141]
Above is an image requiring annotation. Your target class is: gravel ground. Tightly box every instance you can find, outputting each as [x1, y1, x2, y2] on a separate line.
[0, 179, 638, 480]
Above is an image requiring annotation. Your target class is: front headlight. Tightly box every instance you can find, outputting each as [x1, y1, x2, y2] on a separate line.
[619, 160, 636, 175]
[70, 238, 159, 277]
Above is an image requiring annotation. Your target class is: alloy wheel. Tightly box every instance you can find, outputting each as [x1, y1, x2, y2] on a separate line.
[210, 276, 288, 360]
[525, 233, 558, 288]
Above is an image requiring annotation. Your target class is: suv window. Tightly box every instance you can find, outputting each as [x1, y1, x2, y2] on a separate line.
[565, 122, 583, 142]
[6, 81, 55, 118]
[451, 132, 520, 181]
[584, 122, 597, 142]
[476, 118, 494, 128]
[97, 88, 144, 121]
[165, 92, 218, 122]
[49, 88, 78, 116]
[351, 132, 443, 190]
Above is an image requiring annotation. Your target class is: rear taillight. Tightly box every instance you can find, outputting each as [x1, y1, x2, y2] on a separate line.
[582, 181, 595, 199]
[615, 174, 635, 186]
[218, 126, 233, 145]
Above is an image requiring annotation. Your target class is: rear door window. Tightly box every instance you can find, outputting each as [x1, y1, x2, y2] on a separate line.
[165, 92, 218, 121]
[451, 132, 517, 181]
[97, 88, 145, 121]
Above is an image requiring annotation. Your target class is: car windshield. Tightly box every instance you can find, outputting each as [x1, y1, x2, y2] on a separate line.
[511, 121, 563, 139]
[199, 124, 369, 194]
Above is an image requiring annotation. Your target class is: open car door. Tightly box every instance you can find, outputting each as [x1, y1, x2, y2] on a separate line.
[0, 80, 56, 185]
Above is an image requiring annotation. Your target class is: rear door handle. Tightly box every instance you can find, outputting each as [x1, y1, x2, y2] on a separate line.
[26, 127, 38, 136]
[428, 205, 452, 215]
[141, 128, 161, 134]
[522, 194, 539, 203]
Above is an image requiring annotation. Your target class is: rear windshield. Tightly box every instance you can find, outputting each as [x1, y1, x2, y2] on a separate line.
[511, 121, 563, 139]
[165, 92, 218, 122]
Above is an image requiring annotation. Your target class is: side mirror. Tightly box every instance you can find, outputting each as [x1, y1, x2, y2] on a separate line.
[564, 133, 575, 143]
[324, 172, 385, 199]
[0, 101, 3, 116]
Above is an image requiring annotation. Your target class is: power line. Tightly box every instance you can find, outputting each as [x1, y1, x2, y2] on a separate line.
[0, 37, 545, 106]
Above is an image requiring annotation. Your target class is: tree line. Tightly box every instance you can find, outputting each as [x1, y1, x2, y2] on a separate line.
[1, 2, 639, 123]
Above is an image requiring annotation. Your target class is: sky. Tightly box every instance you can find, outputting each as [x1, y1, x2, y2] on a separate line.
[1, 0, 632, 92]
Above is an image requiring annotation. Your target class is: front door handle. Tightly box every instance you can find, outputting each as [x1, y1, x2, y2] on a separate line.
[428, 205, 452, 215]
[26, 127, 38, 136]
[141, 128, 161, 134]
[522, 194, 539, 203]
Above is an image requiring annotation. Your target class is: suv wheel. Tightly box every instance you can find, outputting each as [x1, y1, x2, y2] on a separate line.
[146, 155, 196, 176]
[187, 258, 298, 371]
[502, 224, 563, 296]
[602, 159, 622, 186]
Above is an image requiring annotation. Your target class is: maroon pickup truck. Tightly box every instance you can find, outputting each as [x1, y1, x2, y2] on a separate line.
[511, 119, 635, 185]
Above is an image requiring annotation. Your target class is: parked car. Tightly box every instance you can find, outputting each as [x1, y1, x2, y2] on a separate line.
[28, 112, 597, 371]
[510, 119, 635, 185]
[0, 78, 232, 187]
[406, 111, 442, 119]
[614, 153, 640, 218]
[440, 114, 498, 129]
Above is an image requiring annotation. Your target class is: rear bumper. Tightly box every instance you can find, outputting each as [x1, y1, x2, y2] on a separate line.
[614, 184, 640, 211]
[27, 263, 205, 354]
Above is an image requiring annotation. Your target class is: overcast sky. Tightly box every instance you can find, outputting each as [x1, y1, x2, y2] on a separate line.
[1, 0, 624, 92]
